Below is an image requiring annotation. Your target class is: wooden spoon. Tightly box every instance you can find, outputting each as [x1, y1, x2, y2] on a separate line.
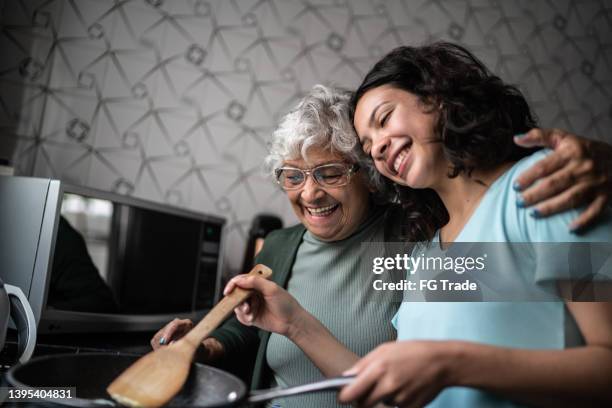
[106, 264, 273, 407]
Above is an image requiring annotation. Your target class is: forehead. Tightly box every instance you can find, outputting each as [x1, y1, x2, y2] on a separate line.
[355, 84, 394, 108]
[283, 146, 349, 168]
[354, 86, 417, 131]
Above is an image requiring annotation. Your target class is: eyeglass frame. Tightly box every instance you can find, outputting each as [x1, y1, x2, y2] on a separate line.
[274, 162, 360, 190]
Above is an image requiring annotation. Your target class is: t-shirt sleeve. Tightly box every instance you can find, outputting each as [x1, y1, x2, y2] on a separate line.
[527, 205, 612, 284]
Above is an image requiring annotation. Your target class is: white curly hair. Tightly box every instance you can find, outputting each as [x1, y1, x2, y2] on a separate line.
[264, 84, 383, 191]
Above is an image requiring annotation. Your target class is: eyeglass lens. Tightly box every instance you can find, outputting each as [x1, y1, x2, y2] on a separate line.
[278, 164, 351, 189]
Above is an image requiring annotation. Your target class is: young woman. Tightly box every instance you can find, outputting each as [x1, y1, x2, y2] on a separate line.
[335, 42, 612, 408]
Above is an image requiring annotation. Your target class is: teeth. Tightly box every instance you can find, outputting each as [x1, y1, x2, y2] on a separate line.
[393, 147, 409, 173]
[307, 204, 338, 216]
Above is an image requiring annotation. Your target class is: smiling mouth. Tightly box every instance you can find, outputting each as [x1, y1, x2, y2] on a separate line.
[392, 142, 412, 175]
[306, 204, 339, 217]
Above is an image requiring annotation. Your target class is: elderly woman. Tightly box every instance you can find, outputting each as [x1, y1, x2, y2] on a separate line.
[154, 81, 611, 407]
[153, 85, 401, 407]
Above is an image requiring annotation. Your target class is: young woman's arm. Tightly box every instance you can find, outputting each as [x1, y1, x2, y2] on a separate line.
[338, 300, 612, 408]
[226, 274, 360, 377]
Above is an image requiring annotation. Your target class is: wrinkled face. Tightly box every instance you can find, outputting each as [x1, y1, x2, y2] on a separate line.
[283, 147, 371, 242]
[353, 85, 448, 189]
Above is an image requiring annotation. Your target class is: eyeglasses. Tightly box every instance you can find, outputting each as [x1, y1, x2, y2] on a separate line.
[274, 163, 360, 190]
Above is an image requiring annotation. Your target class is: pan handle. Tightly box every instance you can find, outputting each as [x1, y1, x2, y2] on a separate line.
[247, 375, 355, 404]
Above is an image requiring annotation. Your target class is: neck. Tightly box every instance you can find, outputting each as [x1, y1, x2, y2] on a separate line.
[434, 163, 513, 226]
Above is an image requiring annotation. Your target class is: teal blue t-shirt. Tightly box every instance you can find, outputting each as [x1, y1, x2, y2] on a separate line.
[393, 149, 612, 407]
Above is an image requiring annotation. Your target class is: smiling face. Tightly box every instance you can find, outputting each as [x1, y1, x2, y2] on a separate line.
[283, 146, 371, 242]
[353, 85, 449, 189]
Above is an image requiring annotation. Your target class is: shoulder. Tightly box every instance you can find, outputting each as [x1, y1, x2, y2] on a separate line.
[256, 224, 306, 259]
[254, 224, 306, 286]
[498, 148, 551, 192]
[263, 223, 306, 244]
[502, 150, 612, 243]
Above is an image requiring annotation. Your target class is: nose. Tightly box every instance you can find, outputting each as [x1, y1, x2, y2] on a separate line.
[300, 175, 325, 202]
[372, 135, 391, 161]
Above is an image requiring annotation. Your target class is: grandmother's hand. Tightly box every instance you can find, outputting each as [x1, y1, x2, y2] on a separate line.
[151, 318, 193, 350]
[151, 318, 225, 362]
[514, 128, 612, 231]
[224, 275, 306, 338]
[338, 341, 451, 408]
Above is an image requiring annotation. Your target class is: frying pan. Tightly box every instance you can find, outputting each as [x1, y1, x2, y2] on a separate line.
[4, 353, 353, 407]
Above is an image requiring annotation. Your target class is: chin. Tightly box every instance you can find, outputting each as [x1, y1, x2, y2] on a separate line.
[310, 229, 339, 241]
[403, 179, 427, 189]
[390, 174, 414, 188]
[397, 169, 431, 189]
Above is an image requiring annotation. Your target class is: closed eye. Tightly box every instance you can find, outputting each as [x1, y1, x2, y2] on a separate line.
[380, 110, 391, 127]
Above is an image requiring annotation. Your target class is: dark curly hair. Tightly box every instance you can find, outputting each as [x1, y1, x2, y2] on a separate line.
[351, 42, 539, 242]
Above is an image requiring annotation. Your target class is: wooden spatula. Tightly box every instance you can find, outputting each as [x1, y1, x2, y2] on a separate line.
[106, 264, 273, 407]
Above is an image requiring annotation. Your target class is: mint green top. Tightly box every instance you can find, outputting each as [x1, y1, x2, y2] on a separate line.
[266, 209, 398, 407]
[393, 149, 612, 407]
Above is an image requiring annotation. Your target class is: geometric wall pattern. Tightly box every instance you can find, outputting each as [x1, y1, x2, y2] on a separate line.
[1, 0, 611, 274]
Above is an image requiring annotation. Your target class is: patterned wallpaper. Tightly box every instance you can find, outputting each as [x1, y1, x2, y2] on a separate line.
[1, 0, 611, 274]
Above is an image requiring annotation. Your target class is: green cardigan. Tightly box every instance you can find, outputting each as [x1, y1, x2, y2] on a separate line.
[209, 223, 306, 390]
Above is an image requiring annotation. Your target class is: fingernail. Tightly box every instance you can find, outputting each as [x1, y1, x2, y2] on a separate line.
[513, 181, 522, 191]
[530, 209, 541, 218]
[516, 195, 526, 207]
[159, 337, 166, 345]
[514, 133, 527, 139]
